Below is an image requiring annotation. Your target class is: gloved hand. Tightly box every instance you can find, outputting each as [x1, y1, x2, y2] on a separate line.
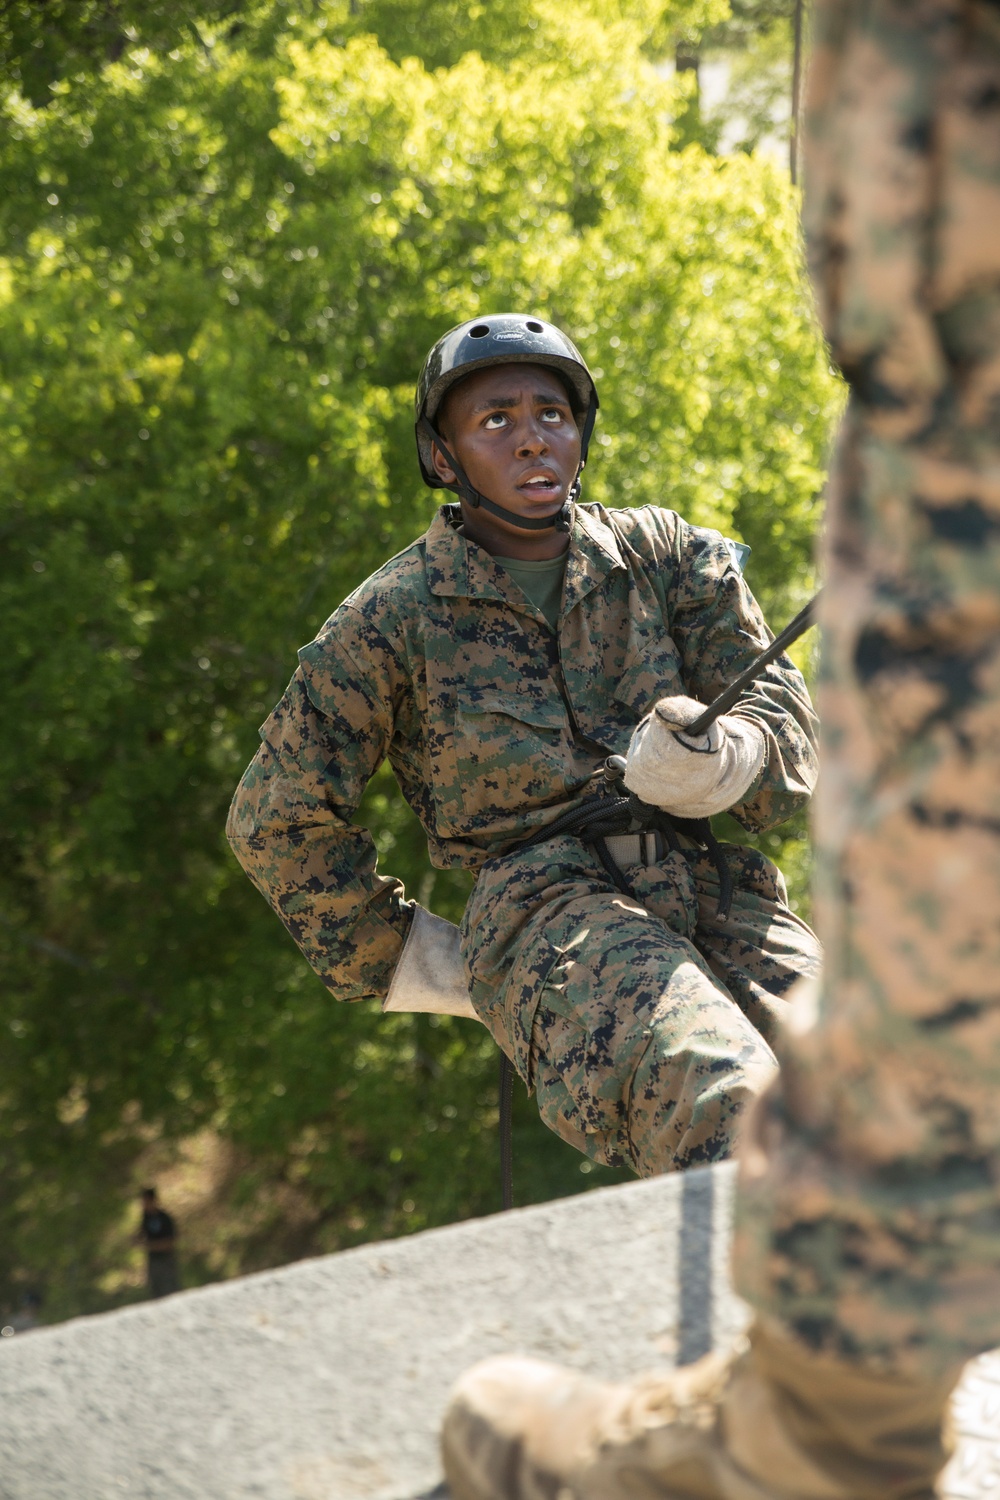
[623, 693, 765, 819]
[383, 906, 482, 1022]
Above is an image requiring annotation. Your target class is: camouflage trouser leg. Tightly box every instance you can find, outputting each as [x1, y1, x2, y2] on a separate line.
[734, 0, 1000, 1382]
[461, 837, 818, 1176]
[688, 843, 821, 1050]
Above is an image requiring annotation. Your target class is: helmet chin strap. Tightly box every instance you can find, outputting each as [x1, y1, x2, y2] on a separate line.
[419, 416, 591, 535]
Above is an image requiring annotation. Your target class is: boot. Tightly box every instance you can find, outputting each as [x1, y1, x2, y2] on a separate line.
[441, 1316, 959, 1500]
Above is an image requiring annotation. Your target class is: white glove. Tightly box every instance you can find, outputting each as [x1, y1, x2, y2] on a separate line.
[623, 694, 765, 819]
[383, 906, 482, 1022]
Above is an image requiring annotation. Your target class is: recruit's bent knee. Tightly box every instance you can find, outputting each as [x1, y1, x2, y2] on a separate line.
[532, 995, 778, 1176]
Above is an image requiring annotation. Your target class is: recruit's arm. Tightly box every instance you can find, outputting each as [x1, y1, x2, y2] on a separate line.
[626, 520, 819, 828]
[226, 624, 411, 1001]
[228, 614, 477, 1018]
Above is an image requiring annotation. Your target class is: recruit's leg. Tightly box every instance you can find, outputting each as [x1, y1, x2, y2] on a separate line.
[442, 3, 1000, 1495]
[690, 843, 822, 1048]
[462, 839, 778, 1175]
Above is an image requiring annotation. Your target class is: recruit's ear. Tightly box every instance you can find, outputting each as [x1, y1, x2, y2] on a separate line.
[431, 440, 457, 486]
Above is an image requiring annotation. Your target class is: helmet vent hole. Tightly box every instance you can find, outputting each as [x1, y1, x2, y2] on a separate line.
[525, 320, 544, 333]
[469, 324, 490, 338]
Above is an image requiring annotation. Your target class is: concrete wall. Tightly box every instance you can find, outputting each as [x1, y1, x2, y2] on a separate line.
[0, 1166, 741, 1500]
[1, 1163, 996, 1499]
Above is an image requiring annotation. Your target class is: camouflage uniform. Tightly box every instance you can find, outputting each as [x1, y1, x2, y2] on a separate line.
[228, 500, 819, 1175]
[733, 0, 1000, 1381]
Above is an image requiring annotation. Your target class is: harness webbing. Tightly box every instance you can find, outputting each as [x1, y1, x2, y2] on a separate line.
[519, 775, 736, 921]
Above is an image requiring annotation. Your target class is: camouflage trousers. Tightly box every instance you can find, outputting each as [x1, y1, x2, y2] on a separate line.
[461, 835, 821, 1175]
[733, 0, 1000, 1383]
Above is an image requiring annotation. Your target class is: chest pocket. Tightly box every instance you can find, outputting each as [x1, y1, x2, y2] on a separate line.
[431, 687, 575, 838]
[611, 636, 686, 720]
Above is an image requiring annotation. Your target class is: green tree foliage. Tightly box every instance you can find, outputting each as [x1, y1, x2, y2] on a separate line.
[0, 0, 842, 1319]
[0, 0, 248, 104]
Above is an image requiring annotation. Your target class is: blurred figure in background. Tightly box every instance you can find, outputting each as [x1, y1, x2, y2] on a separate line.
[136, 1187, 179, 1299]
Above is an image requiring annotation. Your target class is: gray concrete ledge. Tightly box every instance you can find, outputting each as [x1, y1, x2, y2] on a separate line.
[0, 1167, 737, 1500]
[0, 1163, 996, 1499]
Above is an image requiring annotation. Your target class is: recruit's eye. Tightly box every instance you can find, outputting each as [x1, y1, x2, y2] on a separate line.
[540, 407, 564, 422]
[482, 411, 509, 429]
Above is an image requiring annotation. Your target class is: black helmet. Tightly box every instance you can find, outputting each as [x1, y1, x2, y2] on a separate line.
[414, 313, 599, 533]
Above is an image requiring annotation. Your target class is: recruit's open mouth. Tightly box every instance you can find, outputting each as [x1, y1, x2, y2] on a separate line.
[517, 471, 561, 497]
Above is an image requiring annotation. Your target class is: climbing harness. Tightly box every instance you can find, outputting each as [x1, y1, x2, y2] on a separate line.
[520, 760, 737, 916]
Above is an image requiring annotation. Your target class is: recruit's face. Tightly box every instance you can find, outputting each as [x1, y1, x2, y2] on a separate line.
[431, 363, 582, 552]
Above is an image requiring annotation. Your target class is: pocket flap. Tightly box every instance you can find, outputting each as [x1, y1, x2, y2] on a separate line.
[457, 688, 568, 731]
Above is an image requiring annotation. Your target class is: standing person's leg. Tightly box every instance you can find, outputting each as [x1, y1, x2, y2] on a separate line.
[462, 838, 778, 1176]
[734, 0, 1000, 1386]
[147, 1252, 179, 1299]
[441, 4, 1000, 1495]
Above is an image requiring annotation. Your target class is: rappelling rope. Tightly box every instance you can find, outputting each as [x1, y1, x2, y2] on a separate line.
[499, 1052, 515, 1212]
